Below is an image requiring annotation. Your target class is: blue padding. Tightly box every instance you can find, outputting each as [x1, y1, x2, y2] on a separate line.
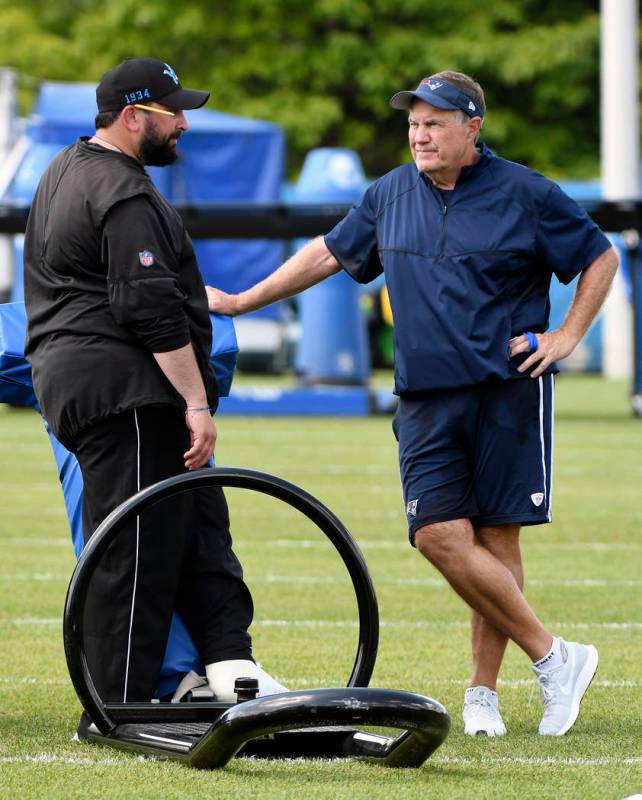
[46, 424, 84, 557]
[218, 386, 372, 416]
[0, 303, 238, 403]
[195, 240, 285, 322]
[0, 302, 237, 696]
[209, 312, 238, 397]
[0, 302, 38, 407]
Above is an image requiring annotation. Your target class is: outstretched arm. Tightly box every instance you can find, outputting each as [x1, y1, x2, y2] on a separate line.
[509, 245, 619, 378]
[207, 236, 341, 316]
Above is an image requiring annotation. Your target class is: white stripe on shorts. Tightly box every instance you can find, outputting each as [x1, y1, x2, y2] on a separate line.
[547, 374, 555, 521]
[538, 376, 547, 511]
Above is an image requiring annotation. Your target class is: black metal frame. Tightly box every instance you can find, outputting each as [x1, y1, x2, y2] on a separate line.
[63, 468, 380, 733]
[63, 467, 451, 767]
[3, 200, 640, 408]
[87, 687, 451, 768]
[1, 199, 642, 238]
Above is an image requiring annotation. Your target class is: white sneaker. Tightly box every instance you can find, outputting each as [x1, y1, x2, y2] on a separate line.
[256, 663, 288, 697]
[462, 686, 507, 736]
[533, 639, 598, 736]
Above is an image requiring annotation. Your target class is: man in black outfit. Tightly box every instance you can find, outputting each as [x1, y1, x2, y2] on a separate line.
[24, 58, 275, 714]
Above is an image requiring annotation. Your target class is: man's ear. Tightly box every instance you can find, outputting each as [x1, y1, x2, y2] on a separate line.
[468, 116, 482, 139]
[120, 105, 143, 133]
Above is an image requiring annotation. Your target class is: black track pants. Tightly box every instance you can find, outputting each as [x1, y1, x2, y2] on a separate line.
[74, 404, 253, 702]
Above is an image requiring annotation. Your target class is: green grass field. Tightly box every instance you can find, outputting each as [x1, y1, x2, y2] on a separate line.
[0, 374, 640, 799]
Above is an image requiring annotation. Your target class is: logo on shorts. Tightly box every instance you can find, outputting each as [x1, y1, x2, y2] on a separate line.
[138, 250, 155, 267]
[530, 492, 544, 507]
[406, 499, 418, 516]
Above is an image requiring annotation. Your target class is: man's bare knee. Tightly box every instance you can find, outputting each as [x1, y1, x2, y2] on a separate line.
[414, 519, 471, 567]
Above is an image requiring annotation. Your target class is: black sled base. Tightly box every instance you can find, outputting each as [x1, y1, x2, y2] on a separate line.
[83, 687, 450, 769]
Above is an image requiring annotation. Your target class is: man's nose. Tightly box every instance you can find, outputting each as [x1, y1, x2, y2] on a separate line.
[175, 110, 188, 132]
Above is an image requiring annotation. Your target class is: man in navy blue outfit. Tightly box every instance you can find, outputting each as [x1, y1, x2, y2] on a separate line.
[207, 71, 618, 737]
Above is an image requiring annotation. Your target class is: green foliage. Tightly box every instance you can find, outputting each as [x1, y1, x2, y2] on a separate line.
[0, 0, 607, 177]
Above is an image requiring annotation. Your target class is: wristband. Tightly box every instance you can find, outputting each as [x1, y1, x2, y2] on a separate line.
[524, 332, 539, 352]
[185, 406, 212, 413]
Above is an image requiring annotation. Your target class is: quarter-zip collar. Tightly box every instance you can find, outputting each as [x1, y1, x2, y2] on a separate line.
[418, 141, 493, 192]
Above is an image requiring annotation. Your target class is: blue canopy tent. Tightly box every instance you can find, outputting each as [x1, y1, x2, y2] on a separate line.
[4, 81, 286, 317]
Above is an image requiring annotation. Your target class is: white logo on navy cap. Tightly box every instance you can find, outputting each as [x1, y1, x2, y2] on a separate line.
[468, 100, 476, 111]
[163, 63, 179, 85]
[427, 79, 443, 90]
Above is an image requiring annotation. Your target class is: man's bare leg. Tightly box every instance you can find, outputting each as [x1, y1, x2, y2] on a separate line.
[414, 518, 551, 661]
[469, 524, 524, 690]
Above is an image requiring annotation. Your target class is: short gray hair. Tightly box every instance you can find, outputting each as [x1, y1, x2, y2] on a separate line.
[430, 70, 486, 117]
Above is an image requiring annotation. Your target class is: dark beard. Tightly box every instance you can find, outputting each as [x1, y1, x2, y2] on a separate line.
[138, 118, 179, 166]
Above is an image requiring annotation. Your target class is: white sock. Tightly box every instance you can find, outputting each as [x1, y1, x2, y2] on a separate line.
[466, 686, 497, 697]
[532, 637, 564, 672]
[205, 659, 258, 702]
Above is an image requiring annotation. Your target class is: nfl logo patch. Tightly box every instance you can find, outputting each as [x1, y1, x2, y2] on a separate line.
[139, 250, 155, 267]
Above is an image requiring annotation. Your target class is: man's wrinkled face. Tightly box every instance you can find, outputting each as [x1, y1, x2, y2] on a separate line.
[408, 100, 477, 177]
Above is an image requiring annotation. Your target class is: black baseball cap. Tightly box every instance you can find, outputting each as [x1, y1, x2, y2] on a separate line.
[96, 58, 209, 112]
[390, 77, 484, 118]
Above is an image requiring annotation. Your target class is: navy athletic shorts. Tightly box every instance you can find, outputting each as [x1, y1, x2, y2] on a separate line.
[392, 375, 554, 545]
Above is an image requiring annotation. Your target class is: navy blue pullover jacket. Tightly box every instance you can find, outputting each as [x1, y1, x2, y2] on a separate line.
[325, 143, 611, 395]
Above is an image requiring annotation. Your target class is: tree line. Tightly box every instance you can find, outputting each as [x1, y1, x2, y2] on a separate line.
[0, 0, 608, 179]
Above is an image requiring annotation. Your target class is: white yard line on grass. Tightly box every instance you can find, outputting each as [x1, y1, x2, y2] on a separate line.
[252, 619, 642, 631]
[0, 573, 69, 581]
[0, 677, 71, 686]
[433, 756, 642, 767]
[1, 537, 69, 546]
[255, 576, 634, 587]
[3, 617, 641, 631]
[269, 538, 641, 551]
[4, 536, 639, 551]
[0, 754, 123, 765]
[280, 677, 642, 689]
[3, 572, 640, 589]
[1, 675, 638, 690]
[0, 753, 640, 767]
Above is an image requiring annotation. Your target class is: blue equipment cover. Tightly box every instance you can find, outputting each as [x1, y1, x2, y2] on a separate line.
[292, 148, 371, 384]
[0, 302, 238, 695]
[4, 82, 286, 318]
[0, 302, 38, 407]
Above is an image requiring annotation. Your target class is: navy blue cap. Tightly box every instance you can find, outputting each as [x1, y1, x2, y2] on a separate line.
[390, 77, 484, 118]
